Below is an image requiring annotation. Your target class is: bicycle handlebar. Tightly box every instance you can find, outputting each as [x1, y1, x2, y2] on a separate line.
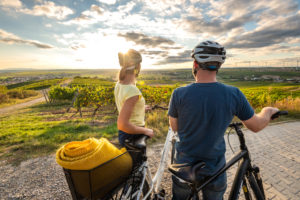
[151, 105, 168, 110]
[271, 110, 288, 120]
[229, 122, 243, 128]
[229, 110, 288, 128]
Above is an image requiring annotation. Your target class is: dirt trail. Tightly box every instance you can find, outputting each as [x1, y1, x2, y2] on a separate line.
[0, 78, 72, 115]
[0, 97, 45, 115]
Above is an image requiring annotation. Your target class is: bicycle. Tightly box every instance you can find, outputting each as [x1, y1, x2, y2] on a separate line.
[63, 110, 288, 200]
[168, 110, 288, 200]
[62, 105, 169, 200]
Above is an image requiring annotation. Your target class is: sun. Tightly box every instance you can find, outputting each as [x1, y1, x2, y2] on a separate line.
[73, 35, 134, 68]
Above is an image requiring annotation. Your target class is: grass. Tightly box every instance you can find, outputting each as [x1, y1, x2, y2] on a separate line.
[0, 99, 172, 165]
[0, 92, 42, 108]
[145, 109, 169, 143]
[0, 102, 119, 165]
[1, 79, 300, 166]
[220, 80, 299, 88]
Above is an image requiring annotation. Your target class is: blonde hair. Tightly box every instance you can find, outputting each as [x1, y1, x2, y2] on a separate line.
[118, 49, 142, 81]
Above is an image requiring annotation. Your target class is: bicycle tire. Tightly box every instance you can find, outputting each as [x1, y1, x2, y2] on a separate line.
[106, 177, 150, 200]
[247, 172, 265, 200]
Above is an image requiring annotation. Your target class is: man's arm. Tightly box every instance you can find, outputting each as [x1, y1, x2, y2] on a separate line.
[242, 107, 279, 132]
[169, 116, 178, 132]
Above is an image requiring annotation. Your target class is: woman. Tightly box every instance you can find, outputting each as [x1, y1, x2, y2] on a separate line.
[114, 49, 154, 147]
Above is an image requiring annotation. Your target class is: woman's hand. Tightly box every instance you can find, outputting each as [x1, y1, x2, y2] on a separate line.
[145, 105, 152, 112]
[144, 128, 154, 138]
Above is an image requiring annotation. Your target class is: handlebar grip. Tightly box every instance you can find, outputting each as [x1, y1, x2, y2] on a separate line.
[151, 105, 168, 110]
[271, 110, 288, 120]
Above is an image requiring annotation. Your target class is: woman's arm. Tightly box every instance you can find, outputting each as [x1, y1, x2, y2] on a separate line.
[117, 95, 154, 137]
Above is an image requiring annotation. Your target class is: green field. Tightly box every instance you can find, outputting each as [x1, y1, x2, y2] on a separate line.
[0, 67, 299, 165]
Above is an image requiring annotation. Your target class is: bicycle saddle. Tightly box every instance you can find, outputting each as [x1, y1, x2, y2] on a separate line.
[125, 135, 149, 150]
[168, 161, 206, 184]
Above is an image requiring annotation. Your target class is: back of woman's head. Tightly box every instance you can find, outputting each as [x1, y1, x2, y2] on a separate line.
[118, 49, 142, 81]
[118, 49, 142, 68]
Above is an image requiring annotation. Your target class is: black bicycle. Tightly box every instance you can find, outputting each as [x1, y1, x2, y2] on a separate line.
[168, 110, 288, 200]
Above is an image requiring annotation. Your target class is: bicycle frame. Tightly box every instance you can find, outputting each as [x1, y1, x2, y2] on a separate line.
[193, 149, 251, 199]
[129, 128, 175, 200]
[131, 125, 261, 200]
[191, 123, 262, 200]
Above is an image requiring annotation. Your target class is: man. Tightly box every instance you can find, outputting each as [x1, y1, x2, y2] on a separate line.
[168, 40, 278, 200]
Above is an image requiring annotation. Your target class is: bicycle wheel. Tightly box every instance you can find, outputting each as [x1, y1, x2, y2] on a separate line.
[246, 172, 265, 200]
[106, 176, 150, 200]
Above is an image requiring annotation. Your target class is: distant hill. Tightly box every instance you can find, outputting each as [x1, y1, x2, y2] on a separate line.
[0, 68, 36, 72]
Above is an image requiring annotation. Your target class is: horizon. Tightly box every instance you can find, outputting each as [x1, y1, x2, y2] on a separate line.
[0, 0, 300, 70]
[1, 66, 299, 72]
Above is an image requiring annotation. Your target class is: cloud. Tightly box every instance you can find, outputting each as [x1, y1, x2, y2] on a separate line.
[154, 50, 192, 65]
[21, 1, 73, 20]
[223, 13, 300, 49]
[181, 13, 256, 35]
[0, 0, 22, 8]
[62, 4, 103, 25]
[90, 5, 103, 15]
[97, 0, 116, 5]
[0, 29, 53, 49]
[142, 0, 185, 17]
[118, 32, 175, 48]
[139, 50, 169, 57]
[71, 44, 86, 51]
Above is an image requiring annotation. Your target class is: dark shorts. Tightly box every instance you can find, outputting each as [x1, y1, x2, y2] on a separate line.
[118, 130, 144, 147]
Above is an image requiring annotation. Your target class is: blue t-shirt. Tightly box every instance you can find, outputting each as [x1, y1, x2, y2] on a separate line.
[168, 82, 254, 174]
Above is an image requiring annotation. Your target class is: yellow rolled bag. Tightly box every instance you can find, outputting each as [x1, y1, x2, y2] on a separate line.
[56, 137, 132, 170]
[56, 137, 133, 199]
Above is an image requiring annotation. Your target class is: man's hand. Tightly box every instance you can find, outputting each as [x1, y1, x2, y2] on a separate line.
[242, 106, 279, 133]
[261, 107, 280, 120]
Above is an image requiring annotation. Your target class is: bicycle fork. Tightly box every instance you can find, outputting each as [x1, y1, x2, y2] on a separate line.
[252, 165, 265, 199]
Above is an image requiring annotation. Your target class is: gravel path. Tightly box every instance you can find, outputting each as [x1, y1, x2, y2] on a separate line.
[0, 79, 71, 115]
[0, 122, 299, 200]
[0, 97, 45, 115]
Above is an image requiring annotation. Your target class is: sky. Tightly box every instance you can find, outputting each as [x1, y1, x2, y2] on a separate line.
[0, 0, 300, 70]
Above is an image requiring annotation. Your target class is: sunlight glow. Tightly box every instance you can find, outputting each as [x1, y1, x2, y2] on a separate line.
[73, 35, 134, 68]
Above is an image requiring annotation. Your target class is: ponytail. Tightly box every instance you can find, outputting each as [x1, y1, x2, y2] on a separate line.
[118, 49, 142, 81]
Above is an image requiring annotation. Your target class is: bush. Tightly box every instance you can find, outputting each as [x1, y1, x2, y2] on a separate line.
[0, 93, 9, 104]
[7, 90, 24, 99]
[23, 90, 39, 98]
[7, 90, 38, 99]
[0, 85, 7, 94]
[49, 86, 76, 101]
